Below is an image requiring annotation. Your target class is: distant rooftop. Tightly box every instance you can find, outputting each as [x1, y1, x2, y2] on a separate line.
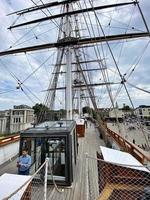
[13, 105, 32, 109]
[138, 105, 150, 108]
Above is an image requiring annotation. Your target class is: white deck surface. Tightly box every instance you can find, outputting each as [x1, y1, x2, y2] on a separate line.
[100, 146, 150, 173]
[0, 173, 31, 199]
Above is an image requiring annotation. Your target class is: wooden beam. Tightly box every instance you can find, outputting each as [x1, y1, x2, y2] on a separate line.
[74, 96, 97, 99]
[98, 183, 144, 200]
[8, 2, 136, 29]
[53, 59, 105, 66]
[7, 0, 79, 16]
[0, 32, 149, 56]
[42, 82, 118, 91]
[52, 68, 106, 74]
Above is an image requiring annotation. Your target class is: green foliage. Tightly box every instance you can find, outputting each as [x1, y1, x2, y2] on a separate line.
[82, 106, 91, 114]
[82, 106, 99, 120]
[32, 105, 67, 121]
[32, 103, 49, 118]
[122, 104, 131, 111]
[92, 109, 98, 120]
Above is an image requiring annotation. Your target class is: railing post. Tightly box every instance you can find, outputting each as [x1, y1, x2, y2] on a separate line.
[44, 158, 49, 200]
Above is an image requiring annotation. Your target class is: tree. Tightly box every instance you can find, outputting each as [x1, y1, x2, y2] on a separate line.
[91, 109, 98, 120]
[32, 103, 49, 122]
[82, 106, 91, 114]
[122, 104, 131, 111]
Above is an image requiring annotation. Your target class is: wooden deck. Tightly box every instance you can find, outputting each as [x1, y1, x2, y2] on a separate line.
[0, 122, 105, 200]
[0, 156, 18, 175]
[46, 122, 105, 200]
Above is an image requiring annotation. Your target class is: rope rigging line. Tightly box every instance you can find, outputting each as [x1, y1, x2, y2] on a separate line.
[88, 0, 135, 109]
[0, 59, 44, 104]
[74, 49, 99, 114]
[104, 66, 150, 108]
[30, 0, 65, 35]
[36, 54, 64, 122]
[22, 52, 56, 84]
[12, 24, 58, 48]
[7, 0, 63, 49]
[72, 15, 94, 95]
[70, 3, 98, 109]
[113, 48, 150, 105]
[37, 2, 79, 122]
[0, 89, 18, 95]
[79, 0, 121, 128]
[10, 15, 21, 27]
[109, 40, 150, 106]
[34, 59, 51, 82]
[0, 59, 19, 82]
[127, 82, 150, 94]
[76, 1, 105, 87]
[100, 2, 150, 106]
[8, 22, 42, 49]
[36, 48, 65, 123]
[25, 54, 44, 89]
[105, 78, 150, 148]
[96, 8, 145, 33]
[87, 0, 150, 147]
[22, 84, 42, 102]
[114, 5, 136, 71]
[21, 86, 36, 104]
[108, 3, 137, 105]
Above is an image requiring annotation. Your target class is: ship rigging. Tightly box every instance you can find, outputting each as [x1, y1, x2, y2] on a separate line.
[0, 0, 150, 199]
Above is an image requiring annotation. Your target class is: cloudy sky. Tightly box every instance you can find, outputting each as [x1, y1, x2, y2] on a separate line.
[0, 0, 150, 110]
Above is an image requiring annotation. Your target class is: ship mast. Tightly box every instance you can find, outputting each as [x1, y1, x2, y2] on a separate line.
[65, 2, 73, 120]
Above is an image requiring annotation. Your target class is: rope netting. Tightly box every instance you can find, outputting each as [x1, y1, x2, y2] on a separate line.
[2, 160, 48, 200]
[95, 152, 150, 200]
[2, 153, 150, 200]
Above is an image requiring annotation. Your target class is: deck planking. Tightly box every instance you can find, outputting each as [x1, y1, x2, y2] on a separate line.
[48, 122, 105, 200]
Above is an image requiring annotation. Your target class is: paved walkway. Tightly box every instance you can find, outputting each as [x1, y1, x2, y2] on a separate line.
[107, 122, 150, 152]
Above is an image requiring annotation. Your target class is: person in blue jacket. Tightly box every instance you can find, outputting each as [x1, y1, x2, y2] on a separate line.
[17, 149, 31, 175]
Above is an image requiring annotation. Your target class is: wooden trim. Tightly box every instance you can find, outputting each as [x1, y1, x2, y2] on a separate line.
[106, 127, 150, 163]
[97, 183, 144, 200]
[0, 134, 20, 147]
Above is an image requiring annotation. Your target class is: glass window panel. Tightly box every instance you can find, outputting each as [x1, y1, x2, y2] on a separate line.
[47, 138, 66, 180]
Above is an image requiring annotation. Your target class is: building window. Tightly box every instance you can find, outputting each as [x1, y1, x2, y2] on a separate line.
[139, 109, 142, 115]
[19, 111, 23, 115]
